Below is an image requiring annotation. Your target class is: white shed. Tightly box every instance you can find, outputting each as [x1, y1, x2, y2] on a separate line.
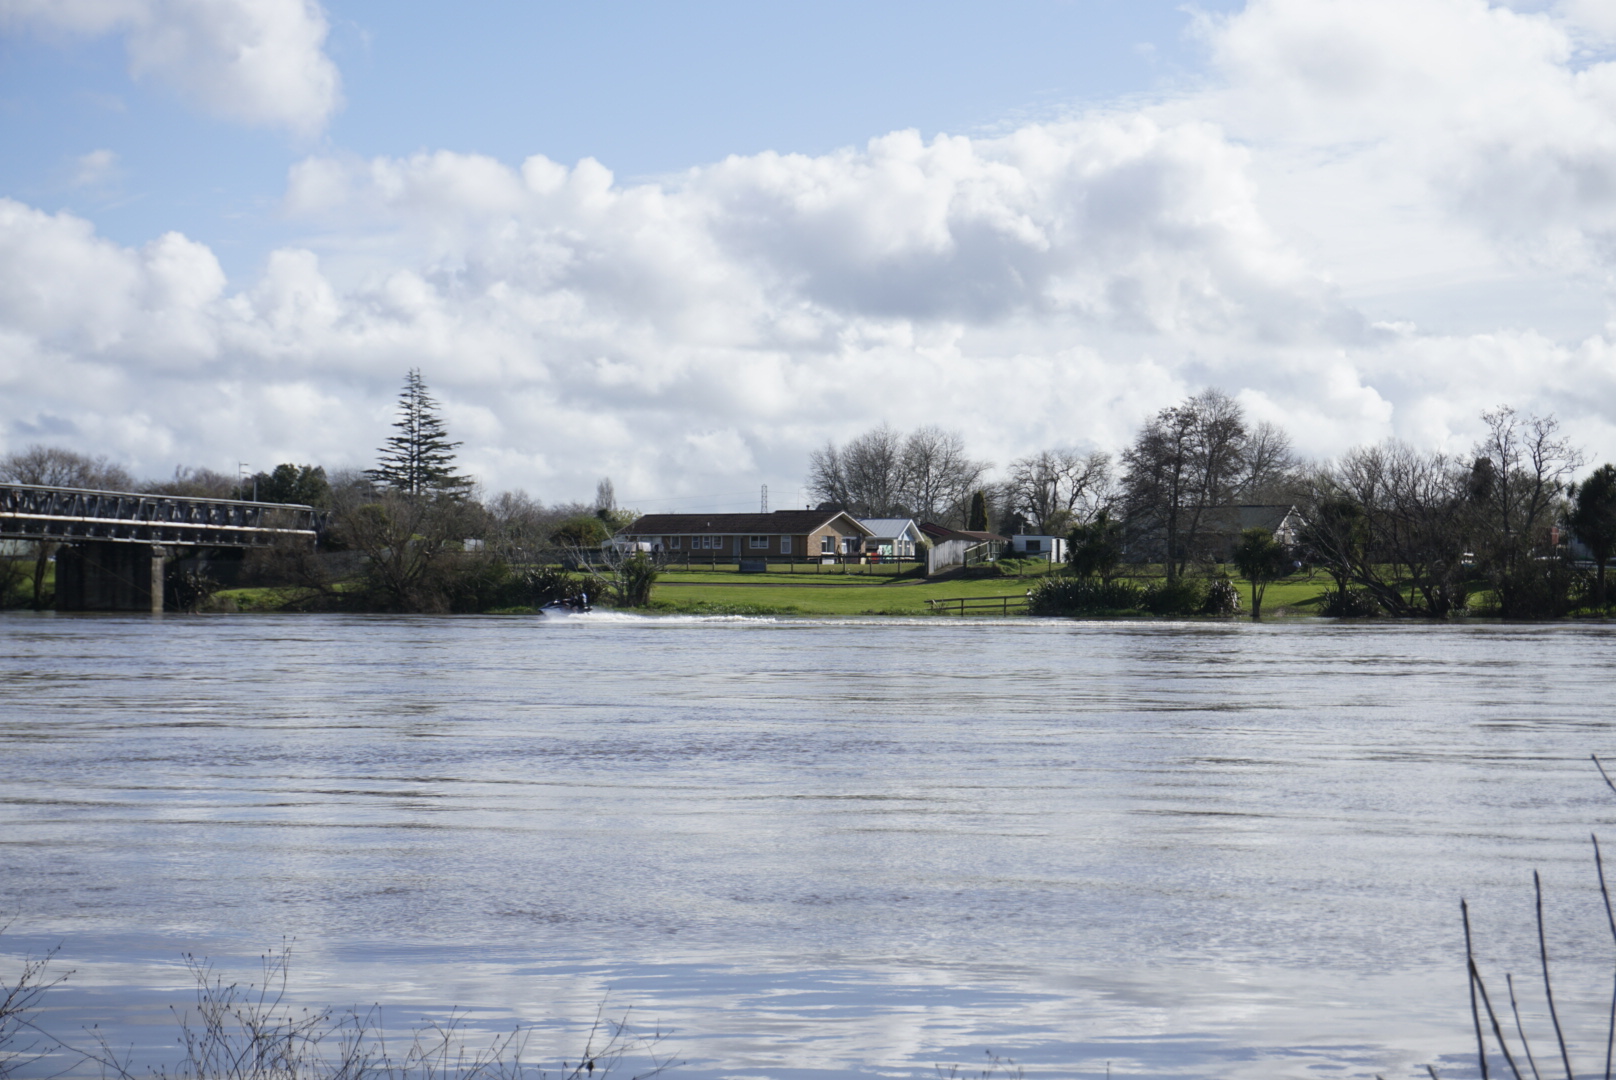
[1011, 534, 1067, 562]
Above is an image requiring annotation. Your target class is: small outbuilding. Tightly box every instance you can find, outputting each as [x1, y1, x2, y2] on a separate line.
[1010, 534, 1067, 563]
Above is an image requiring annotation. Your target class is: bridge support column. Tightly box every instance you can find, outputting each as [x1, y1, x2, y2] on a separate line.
[55, 543, 166, 612]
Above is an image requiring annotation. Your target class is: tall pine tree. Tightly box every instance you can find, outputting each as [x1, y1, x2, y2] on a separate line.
[368, 370, 471, 496]
[967, 490, 989, 532]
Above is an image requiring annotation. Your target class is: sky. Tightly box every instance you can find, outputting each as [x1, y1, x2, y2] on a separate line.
[2, 0, 1616, 512]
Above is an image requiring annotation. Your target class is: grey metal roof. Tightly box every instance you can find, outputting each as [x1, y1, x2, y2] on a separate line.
[857, 517, 920, 538]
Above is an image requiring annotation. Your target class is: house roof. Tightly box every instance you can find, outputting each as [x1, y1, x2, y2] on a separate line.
[624, 510, 872, 536]
[1234, 504, 1303, 532]
[857, 517, 921, 538]
[919, 522, 1009, 543]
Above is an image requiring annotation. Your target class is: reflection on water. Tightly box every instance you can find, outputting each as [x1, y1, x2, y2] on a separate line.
[3, 613, 1616, 1078]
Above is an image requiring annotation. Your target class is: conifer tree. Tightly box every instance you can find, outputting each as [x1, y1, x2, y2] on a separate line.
[967, 490, 989, 532]
[368, 370, 471, 496]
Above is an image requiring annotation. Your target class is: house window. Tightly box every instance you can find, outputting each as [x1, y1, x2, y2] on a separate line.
[668, 536, 681, 550]
[781, 536, 792, 554]
[842, 537, 858, 554]
[1026, 539, 1042, 553]
[749, 535, 768, 550]
[820, 535, 834, 554]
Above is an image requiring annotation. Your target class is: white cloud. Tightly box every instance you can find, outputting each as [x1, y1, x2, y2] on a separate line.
[71, 149, 119, 187]
[1200, 0, 1616, 274]
[7, 0, 1616, 500]
[0, 0, 340, 135]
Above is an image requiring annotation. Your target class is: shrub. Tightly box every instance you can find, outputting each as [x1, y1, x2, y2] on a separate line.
[492, 566, 586, 610]
[1067, 513, 1123, 579]
[1141, 577, 1206, 616]
[1028, 576, 1143, 615]
[1494, 559, 1581, 619]
[1200, 577, 1241, 616]
[165, 565, 221, 613]
[1323, 588, 1381, 617]
[611, 553, 658, 608]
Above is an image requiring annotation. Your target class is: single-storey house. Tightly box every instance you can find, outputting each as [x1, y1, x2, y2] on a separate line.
[857, 518, 923, 559]
[619, 510, 873, 559]
[1232, 504, 1306, 546]
[1122, 503, 1307, 564]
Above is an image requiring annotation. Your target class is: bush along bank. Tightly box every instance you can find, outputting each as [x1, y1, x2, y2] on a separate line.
[1028, 573, 1242, 618]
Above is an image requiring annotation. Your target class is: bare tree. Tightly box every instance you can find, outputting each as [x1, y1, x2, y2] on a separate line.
[1240, 420, 1302, 501]
[1004, 449, 1113, 535]
[0, 445, 133, 491]
[898, 426, 988, 525]
[809, 425, 986, 523]
[1304, 441, 1469, 617]
[806, 426, 906, 516]
[144, 466, 238, 499]
[1466, 406, 1584, 616]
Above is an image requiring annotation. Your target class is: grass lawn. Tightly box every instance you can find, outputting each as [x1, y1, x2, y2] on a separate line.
[647, 574, 1048, 616]
[647, 567, 1337, 618]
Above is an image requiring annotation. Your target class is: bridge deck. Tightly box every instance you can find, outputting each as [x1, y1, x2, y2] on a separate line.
[0, 482, 318, 547]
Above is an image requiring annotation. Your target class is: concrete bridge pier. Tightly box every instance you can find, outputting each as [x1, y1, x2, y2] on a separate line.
[55, 542, 166, 613]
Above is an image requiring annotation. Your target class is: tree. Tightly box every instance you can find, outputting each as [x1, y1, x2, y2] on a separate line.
[1467, 407, 1583, 618]
[1005, 449, 1113, 535]
[245, 464, 331, 508]
[330, 486, 487, 612]
[1121, 389, 1251, 580]
[1067, 511, 1123, 580]
[808, 426, 905, 516]
[1299, 487, 1368, 608]
[967, 490, 990, 532]
[1241, 421, 1302, 502]
[0, 445, 133, 491]
[145, 466, 236, 498]
[368, 370, 471, 497]
[0, 445, 135, 608]
[1571, 464, 1616, 609]
[807, 425, 987, 523]
[898, 426, 988, 524]
[1233, 527, 1290, 620]
[551, 515, 612, 549]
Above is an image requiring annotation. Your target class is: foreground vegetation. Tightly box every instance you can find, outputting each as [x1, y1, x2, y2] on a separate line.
[0, 944, 672, 1080]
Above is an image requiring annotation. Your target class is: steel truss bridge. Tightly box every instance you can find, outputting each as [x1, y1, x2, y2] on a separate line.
[1, 482, 319, 612]
[0, 482, 318, 546]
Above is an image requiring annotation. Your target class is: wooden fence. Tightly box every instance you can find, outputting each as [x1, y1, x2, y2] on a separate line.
[926, 593, 1032, 616]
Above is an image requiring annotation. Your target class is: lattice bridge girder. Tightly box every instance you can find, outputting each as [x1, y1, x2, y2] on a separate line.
[0, 482, 318, 548]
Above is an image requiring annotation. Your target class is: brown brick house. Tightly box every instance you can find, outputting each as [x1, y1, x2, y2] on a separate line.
[620, 510, 873, 559]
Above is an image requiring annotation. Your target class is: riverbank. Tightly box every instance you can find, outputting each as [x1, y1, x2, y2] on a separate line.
[208, 569, 1338, 617]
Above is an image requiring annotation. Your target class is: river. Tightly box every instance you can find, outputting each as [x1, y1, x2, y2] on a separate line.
[2, 613, 1614, 1079]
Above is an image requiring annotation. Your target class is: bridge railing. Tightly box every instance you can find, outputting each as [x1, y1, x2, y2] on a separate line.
[0, 482, 318, 547]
